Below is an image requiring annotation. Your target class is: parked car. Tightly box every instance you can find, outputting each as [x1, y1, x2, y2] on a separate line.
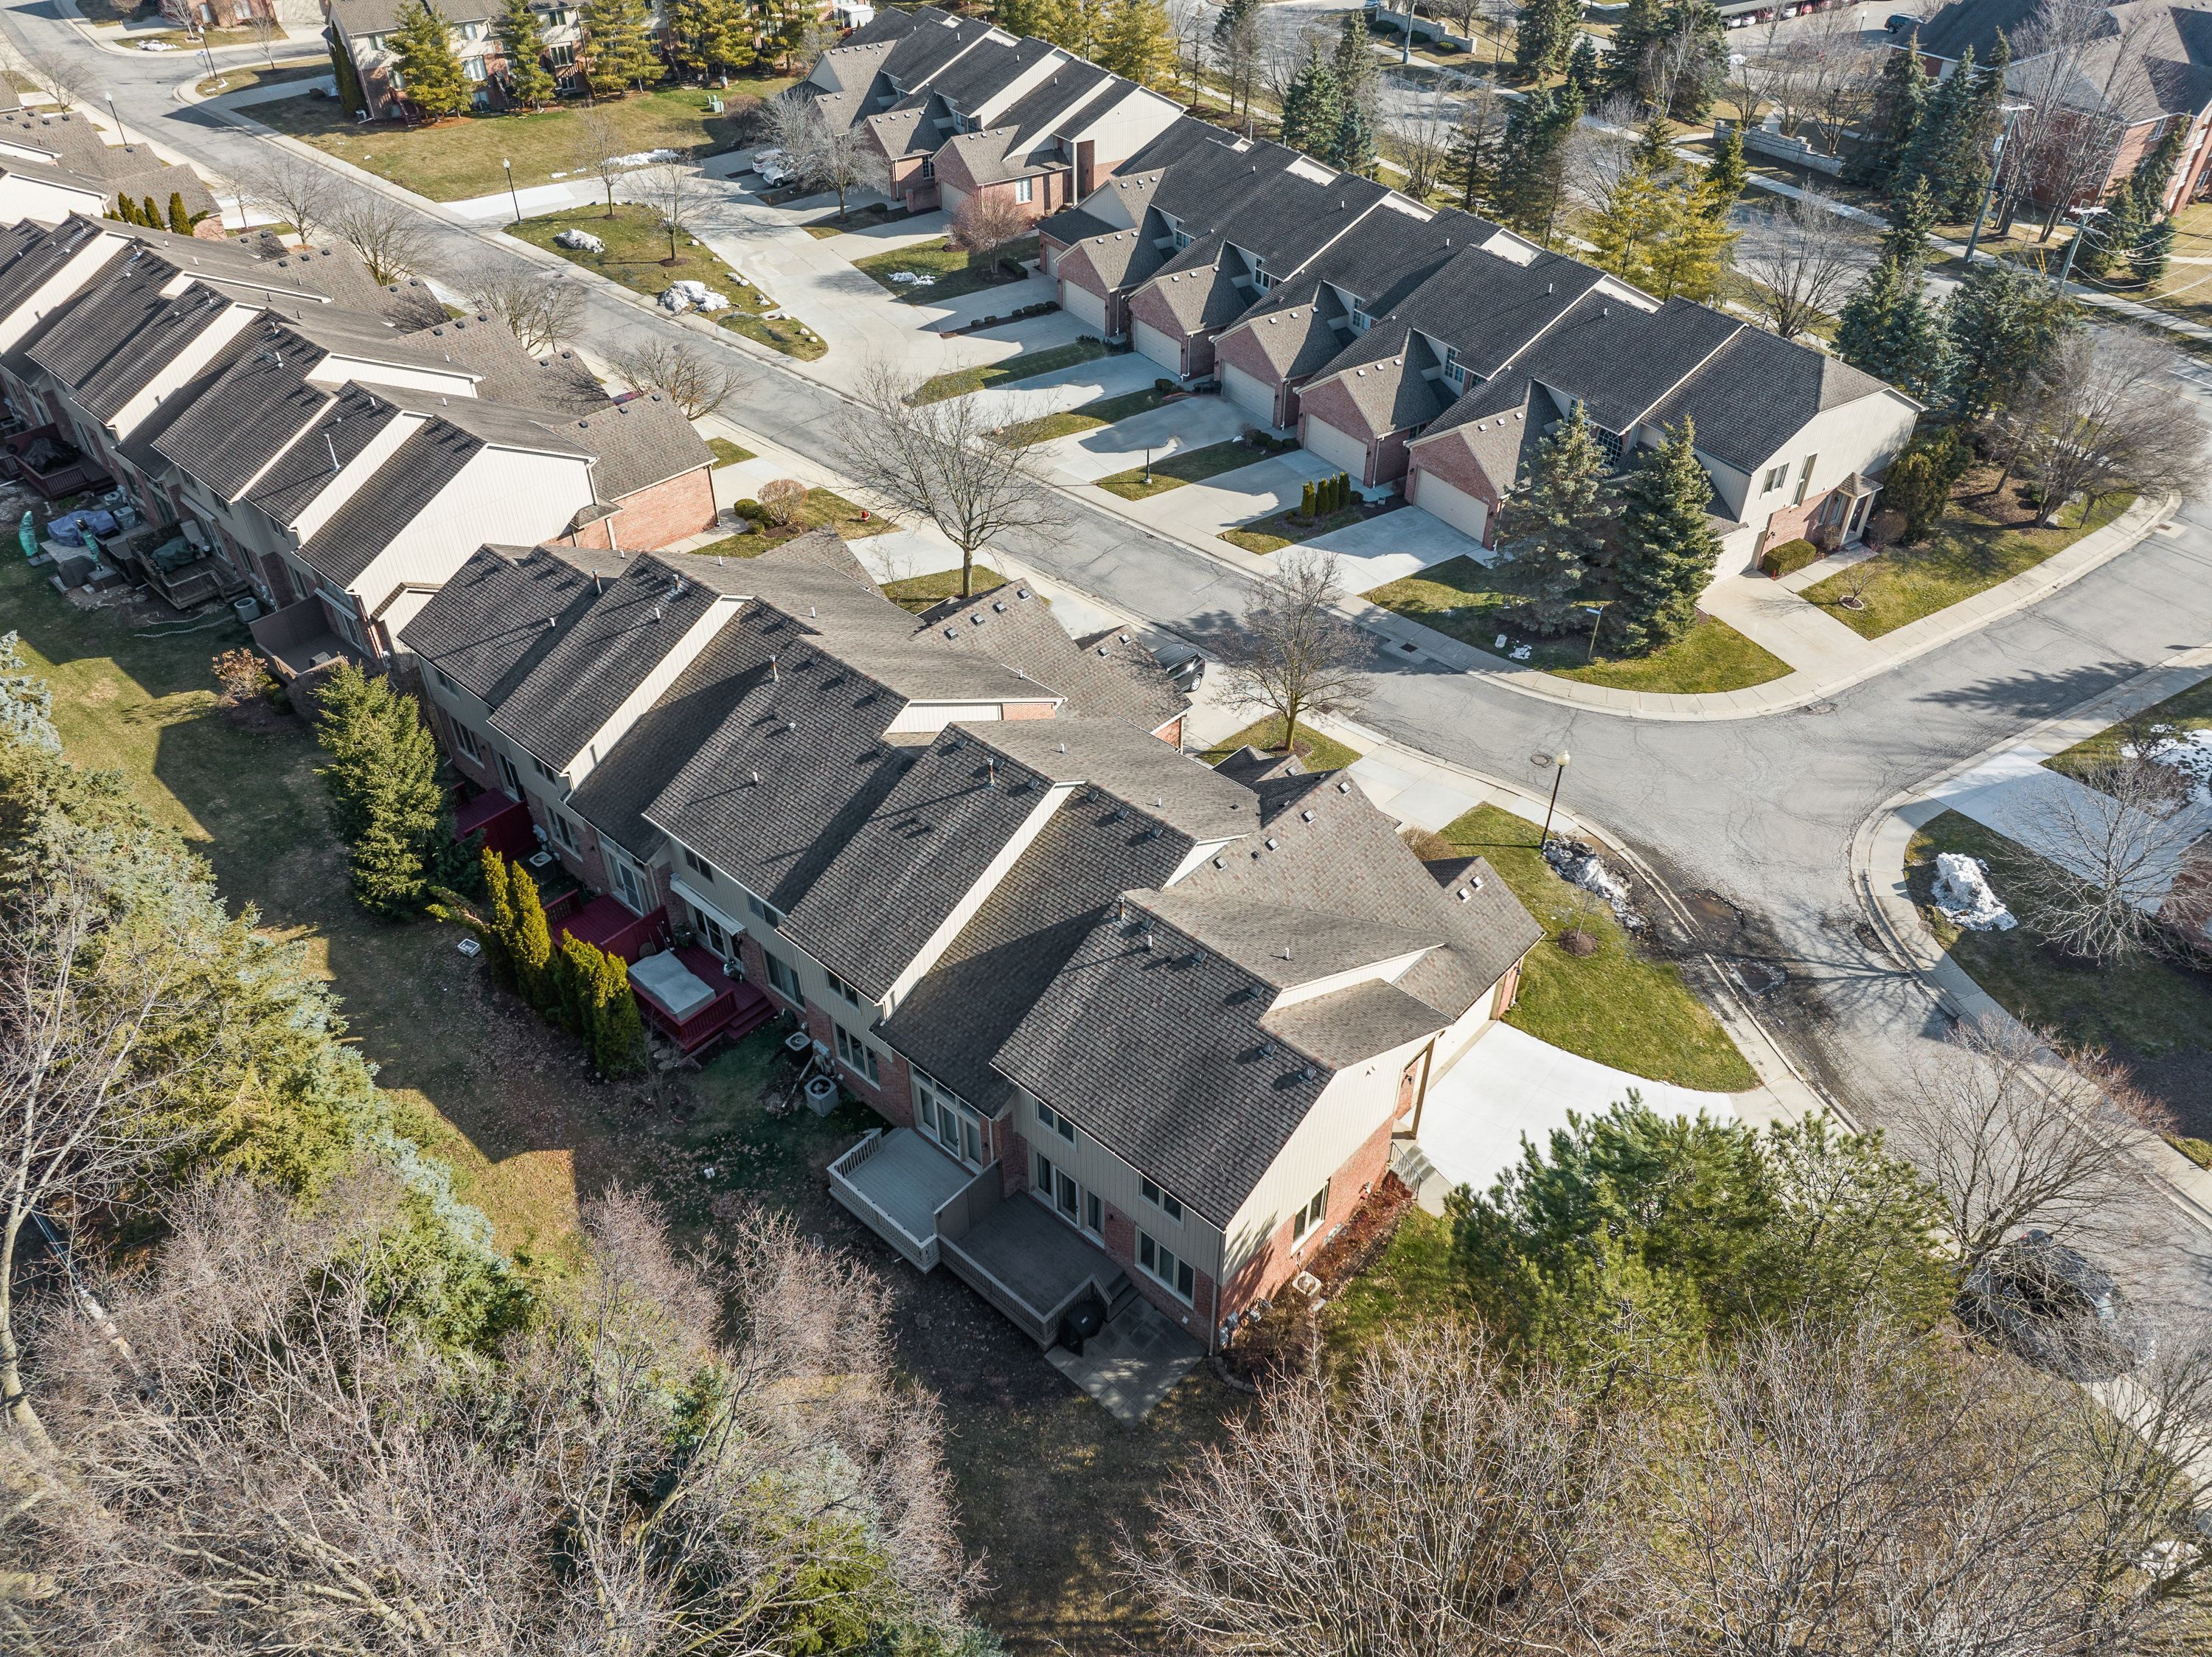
[752, 148, 796, 188]
[1958, 1231, 2154, 1380]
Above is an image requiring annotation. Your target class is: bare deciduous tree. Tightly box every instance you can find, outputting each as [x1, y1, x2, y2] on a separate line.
[1121, 1324, 1630, 1657]
[1733, 188, 1872, 342]
[1893, 1017, 2174, 1274]
[948, 189, 1031, 266]
[2011, 752, 2212, 961]
[1215, 550, 1372, 758]
[603, 335, 747, 418]
[2002, 0, 2154, 238]
[324, 187, 434, 285]
[1213, 0, 1264, 137]
[636, 159, 695, 263]
[1390, 90, 1458, 201]
[459, 267, 585, 353]
[234, 150, 337, 249]
[574, 108, 631, 220]
[763, 92, 884, 220]
[19, 46, 93, 114]
[2009, 330, 2207, 527]
[832, 362, 1065, 600]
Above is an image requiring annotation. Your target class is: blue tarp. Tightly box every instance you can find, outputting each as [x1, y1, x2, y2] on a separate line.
[44, 509, 116, 547]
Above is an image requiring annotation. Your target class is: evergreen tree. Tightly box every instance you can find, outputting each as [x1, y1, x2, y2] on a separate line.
[583, 0, 656, 94]
[479, 847, 518, 990]
[1641, 172, 1733, 300]
[389, 0, 471, 119]
[329, 35, 367, 114]
[1300, 479, 1318, 518]
[1879, 174, 1937, 264]
[2132, 214, 2175, 288]
[1940, 259, 2076, 420]
[1563, 32, 1602, 100]
[1211, 0, 1258, 53]
[1655, 0, 1725, 122]
[1328, 97, 1379, 176]
[1892, 43, 1969, 212]
[1492, 84, 1582, 246]
[1278, 36, 1341, 155]
[1604, 0, 1663, 109]
[1852, 38, 1927, 187]
[142, 195, 161, 227]
[1453, 88, 1508, 211]
[1587, 149, 1667, 289]
[312, 664, 448, 917]
[554, 933, 594, 1034]
[1611, 421, 1719, 655]
[1100, 0, 1174, 88]
[591, 947, 647, 1077]
[1512, 0, 1576, 84]
[1332, 12, 1379, 129]
[2075, 178, 2143, 282]
[1702, 118, 1745, 217]
[499, 0, 557, 103]
[1834, 254, 1944, 399]
[509, 865, 555, 1014]
[2132, 116, 2191, 215]
[1503, 404, 1614, 634]
[1942, 33, 2007, 220]
[110, 195, 136, 226]
[167, 191, 191, 234]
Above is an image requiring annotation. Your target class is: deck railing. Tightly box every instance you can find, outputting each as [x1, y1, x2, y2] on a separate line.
[827, 1132, 939, 1271]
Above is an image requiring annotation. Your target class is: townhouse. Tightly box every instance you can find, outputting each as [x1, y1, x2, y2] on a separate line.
[324, 0, 599, 117]
[0, 212, 715, 667]
[0, 107, 218, 231]
[801, 6, 1180, 219]
[400, 530, 1541, 1355]
[1037, 117, 1921, 571]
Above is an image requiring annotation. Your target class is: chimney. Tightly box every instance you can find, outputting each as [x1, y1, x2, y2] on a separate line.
[1075, 137, 1096, 198]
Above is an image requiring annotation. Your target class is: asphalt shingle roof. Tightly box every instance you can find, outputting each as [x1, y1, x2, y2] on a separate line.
[399, 543, 611, 705]
[296, 419, 482, 587]
[242, 381, 408, 527]
[966, 715, 1252, 841]
[560, 392, 712, 501]
[1646, 324, 1894, 472]
[150, 322, 333, 499]
[916, 582, 1187, 732]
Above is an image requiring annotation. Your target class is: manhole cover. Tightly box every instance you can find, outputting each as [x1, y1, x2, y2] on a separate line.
[1530, 751, 1556, 768]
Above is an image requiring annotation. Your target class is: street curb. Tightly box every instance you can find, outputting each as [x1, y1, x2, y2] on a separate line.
[1848, 644, 2212, 1235]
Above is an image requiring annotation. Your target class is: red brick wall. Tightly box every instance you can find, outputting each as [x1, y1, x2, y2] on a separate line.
[1408, 428, 1503, 509]
[1102, 1203, 1217, 1341]
[1373, 425, 1412, 487]
[1296, 377, 1382, 483]
[1214, 325, 1290, 424]
[1219, 1111, 1397, 1324]
[566, 468, 715, 552]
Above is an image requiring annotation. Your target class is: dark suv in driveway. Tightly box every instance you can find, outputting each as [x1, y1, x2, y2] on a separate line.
[1958, 1231, 2155, 1380]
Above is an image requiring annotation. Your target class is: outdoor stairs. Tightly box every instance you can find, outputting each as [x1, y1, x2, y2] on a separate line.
[1105, 1271, 1138, 1320]
[1390, 1139, 1450, 1216]
[723, 990, 776, 1045]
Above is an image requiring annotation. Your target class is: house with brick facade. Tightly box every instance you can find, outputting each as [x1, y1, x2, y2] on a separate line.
[1034, 117, 1920, 571]
[801, 5, 1178, 218]
[0, 213, 715, 668]
[398, 530, 1540, 1356]
[324, 0, 599, 118]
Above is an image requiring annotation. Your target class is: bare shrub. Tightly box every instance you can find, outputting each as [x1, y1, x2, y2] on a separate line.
[757, 476, 807, 526]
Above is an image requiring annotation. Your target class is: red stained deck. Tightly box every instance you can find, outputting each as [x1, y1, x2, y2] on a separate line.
[453, 789, 535, 858]
[557, 894, 665, 964]
[629, 945, 774, 1055]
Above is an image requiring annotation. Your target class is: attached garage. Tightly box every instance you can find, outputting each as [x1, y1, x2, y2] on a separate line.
[1301, 414, 1369, 481]
[1409, 468, 1489, 543]
[1222, 363, 1278, 428]
[1132, 319, 1183, 378]
[1059, 279, 1108, 332]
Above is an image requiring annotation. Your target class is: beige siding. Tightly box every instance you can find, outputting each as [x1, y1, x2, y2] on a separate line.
[1412, 470, 1489, 541]
[0, 171, 104, 229]
[1221, 361, 1276, 427]
[1015, 1085, 1227, 1289]
[1059, 279, 1107, 332]
[348, 447, 597, 611]
[1735, 388, 1920, 570]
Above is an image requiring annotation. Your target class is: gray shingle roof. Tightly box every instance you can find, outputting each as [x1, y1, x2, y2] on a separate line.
[1646, 324, 1895, 472]
[993, 58, 1113, 146]
[1130, 887, 1444, 990]
[0, 218, 106, 322]
[397, 314, 609, 410]
[560, 392, 712, 501]
[1261, 977, 1448, 1069]
[150, 322, 334, 499]
[399, 542, 611, 704]
[296, 419, 482, 587]
[916, 582, 1187, 732]
[966, 715, 1251, 841]
[1910, 0, 2039, 60]
[242, 381, 408, 527]
[1388, 246, 1603, 380]
[1514, 295, 1742, 437]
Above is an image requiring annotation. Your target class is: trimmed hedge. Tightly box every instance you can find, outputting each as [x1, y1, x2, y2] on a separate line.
[1759, 538, 1819, 578]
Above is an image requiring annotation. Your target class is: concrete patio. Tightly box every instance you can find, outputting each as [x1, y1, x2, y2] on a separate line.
[1043, 1295, 1205, 1426]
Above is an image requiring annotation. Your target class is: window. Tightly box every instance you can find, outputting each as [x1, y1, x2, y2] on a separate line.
[763, 951, 801, 1001]
[692, 903, 728, 956]
[1441, 346, 1465, 388]
[548, 811, 578, 852]
[1035, 1101, 1077, 1145]
[1034, 1147, 1056, 1193]
[465, 55, 487, 78]
[919, 157, 935, 181]
[1140, 1176, 1183, 1222]
[610, 856, 646, 914]
[919, 1073, 981, 1166]
[683, 845, 716, 881]
[531, 755, 560, 785]
[1138, 1231, 1194, 1302]
[834, 1024, 879, 1085]
[1014, 176, 1033, 204]
[497, 752, 524, 799]
[1085, 1189, 1102, 1234]
[743, 890, 785, 927]
[1794, 453, 1819, 506]
[386, 66, 403, 90]
[1762, 464, 1790, 493]
[547, 41, 574, 66]
[451, 720, 482, 763]
[1292, 1181, 1330, 1242]
[824, 968, 863, 1008]
[1349, 308, 1374, 334]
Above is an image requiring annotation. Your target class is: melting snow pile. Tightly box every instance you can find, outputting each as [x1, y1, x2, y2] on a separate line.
[1931, 852, 2016, 931]
[659, 280, 728, 313]
[2127, 724, 2212, 807]
[554, 228, 605, 253]
[1544, 838, 1644, 931]
[610, 148, 682, 167]
[887, 270, 937, 287]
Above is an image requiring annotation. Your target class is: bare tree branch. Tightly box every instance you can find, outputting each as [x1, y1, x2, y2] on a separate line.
[602, 336, 746, 419]
[323, 187, 434, 286]
[1733, 188, 1873, 342]
[1214, 551, 1373, 758]
[458, 268, 586, 354]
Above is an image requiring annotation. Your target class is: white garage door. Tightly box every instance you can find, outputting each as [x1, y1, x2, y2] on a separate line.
[1303, 414, 1368, 479]
[1411, 470, 1489, 542]
[1059, 280, 1107, 332]
[1132, 320, 1182, 377]
[1222, 362, 1276, 427]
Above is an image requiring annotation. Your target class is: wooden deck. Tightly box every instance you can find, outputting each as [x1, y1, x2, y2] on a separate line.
[943, 1194, 1126, 1347]
[829, 1128, 974, 1271]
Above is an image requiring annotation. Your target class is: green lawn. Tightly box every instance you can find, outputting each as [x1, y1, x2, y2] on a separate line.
[801, 203, 909, 238]
[1097, 439, 1273, 501]
[248, 81, 792, 201]
[1015, 385, 1168, 442]
[1199, 715, 1362, 773]
[880, 565, 1009, 613]
[1908, 811, 2212, 1066]
[706, 437, 754, 468]
[1801, 485, 2135, 639]
[911, 338, 1107, 405]
[1321, 1208, 1467, 1364]
[686, 489, 891, 556]
[853, 234, 1041, 303]
[1368, 555, 1792, 695]
[2045, 678, 2212, 789]
[1441, 805, 1756, 1092]
[198, 64, 324, 100]
[515, 204, 823, 360]
[1220, 502, 1365, 555]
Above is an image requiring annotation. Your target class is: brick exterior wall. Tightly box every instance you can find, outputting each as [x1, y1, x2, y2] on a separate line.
[1054, 243, 1128, 333]
[1214, 325, 1294, 425]
[1126, 283, 1197, 374]
[1217, 1110, 1397, 1324]
[565, 468, 716, 552]
[1297, 376, 1382, 484]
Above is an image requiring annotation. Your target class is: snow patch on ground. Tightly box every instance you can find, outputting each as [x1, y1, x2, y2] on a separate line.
[1543, 838, 1644, 931]
[2127, 725, 2212, 807]
[554, 228, 604, 252]
[609, 148, 682, 168]
[1932, 852, 2016, 931]
[658, 280, 728, 313]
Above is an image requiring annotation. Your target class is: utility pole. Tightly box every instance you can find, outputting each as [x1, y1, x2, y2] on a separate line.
[1962, 102, 2029, 267]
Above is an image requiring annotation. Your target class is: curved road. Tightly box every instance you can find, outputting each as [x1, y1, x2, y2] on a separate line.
[30, 4, 2212, 1305]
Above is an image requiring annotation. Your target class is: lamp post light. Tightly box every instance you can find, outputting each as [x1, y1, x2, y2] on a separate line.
[503, 156, 523, 229]
[103, 91, 133, 152]
[1540, 748, 1571, 848]
[1144, 445, 1153, 485]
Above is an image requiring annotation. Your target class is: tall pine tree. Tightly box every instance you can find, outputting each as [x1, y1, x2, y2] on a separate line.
[1604, 0, 1663, 110]
[1512, 0, 1577, 84]
[1504, 404, 1615, 635]
[583, 0, 656, 94]
[1656, 0, 1725, 122]
[1279, 37, 1342, 156]
[1834, 254, 1944, 399]
[1333, 12, 1379, 131]
[1942, 33, 2008, 220]
[1851, 39, 1927, 187]
[498, 0, 556, 105]
[1880, 174, 1937, 263]
[1891, 44, 1969, 210]
[1940, 259, 2076, 419]
[1100, 0, 1175, 88]
[1611, 421, 1720, 655]
[1703, 119, 1745, 216]
[1492, 84, 1582, 246]
[1453, 88, 1509, 211]
[1564, 34, 1602, 100]
[312, 664, 448, 916]
[389, 0, 470, 119]
[1328, 98, 1380, 176]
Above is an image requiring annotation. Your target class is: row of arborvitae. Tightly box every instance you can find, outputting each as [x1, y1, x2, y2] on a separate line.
[471, 849, 648, 1080]
[1298, 472, 1355, 521]
[112, 190, 195, 235]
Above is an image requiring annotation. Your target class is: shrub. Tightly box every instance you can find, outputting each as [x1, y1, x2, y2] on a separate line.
[758, 477, 807, 527]
[1155, 377, 1177, 395]
[733, 497, 766, 523]
[211, 646, 268, 704]
[1300, 479, 1317, 518]
[1759, 538, 1819, 578]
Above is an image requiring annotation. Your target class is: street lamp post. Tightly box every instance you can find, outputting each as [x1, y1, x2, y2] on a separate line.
[1144, 445, 1153, 485]
[103, 91, 133, 152]
[1540, 749, 1571, 847]
[503, 156, 523, 229]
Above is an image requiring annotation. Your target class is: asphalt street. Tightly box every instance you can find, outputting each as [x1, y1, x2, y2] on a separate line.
[22, 3, 2212, 1310]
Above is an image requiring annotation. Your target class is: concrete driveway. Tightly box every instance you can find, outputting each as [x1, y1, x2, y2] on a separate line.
[1927, 746, 2212, 903]
[962, 352, 1160, 426]
[1416, 1024, 1748, 1201]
